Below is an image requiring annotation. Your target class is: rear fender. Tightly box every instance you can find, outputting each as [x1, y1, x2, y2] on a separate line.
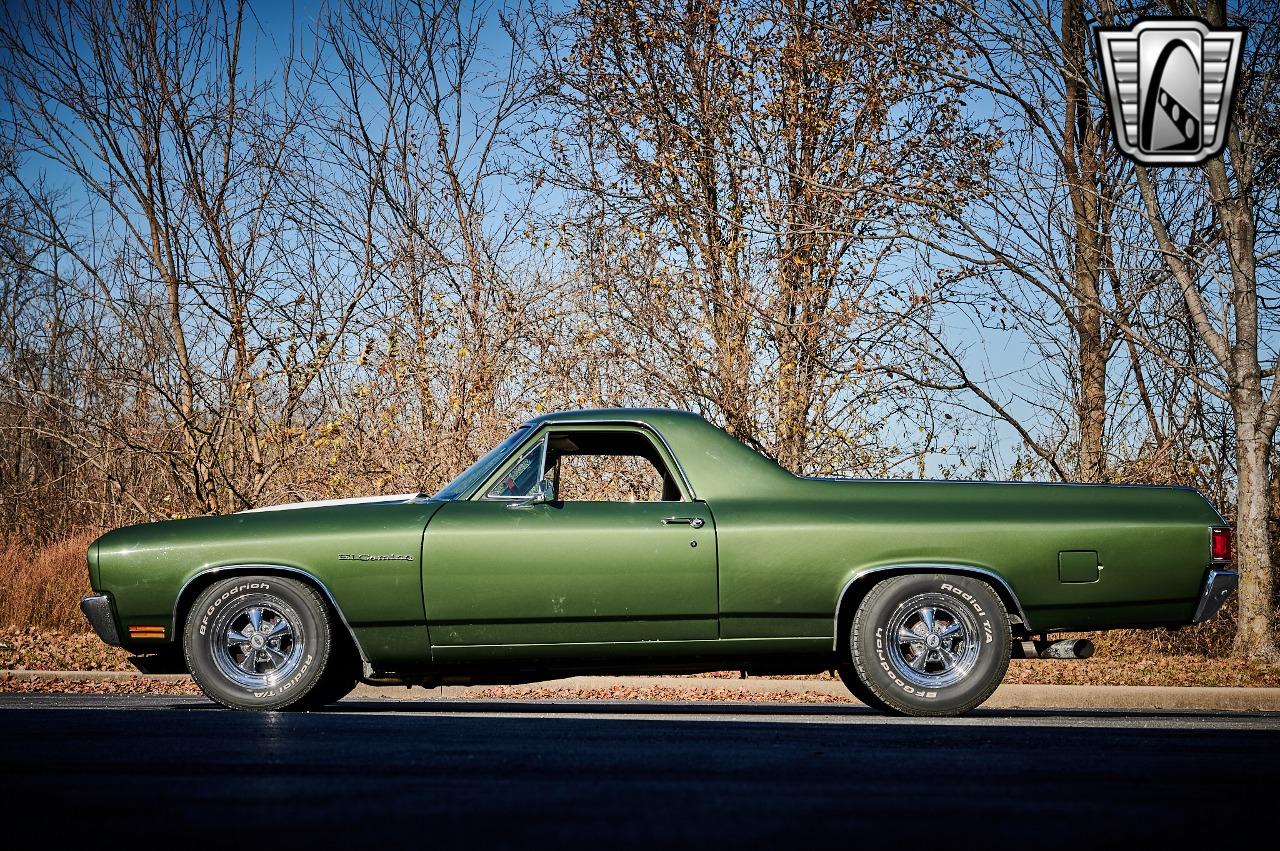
[833, 563, 1030, 653]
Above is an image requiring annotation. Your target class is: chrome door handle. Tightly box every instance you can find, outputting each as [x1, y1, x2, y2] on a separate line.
[663, 516, 704, 529]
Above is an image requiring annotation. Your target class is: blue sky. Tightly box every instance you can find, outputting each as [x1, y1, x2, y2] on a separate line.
[222, 0, 1058, 475]
[8, 0, 1064, 478]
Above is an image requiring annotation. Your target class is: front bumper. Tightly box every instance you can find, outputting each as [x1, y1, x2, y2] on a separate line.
[80, 594, 122, 646]
[1191, 569, 1238, 624]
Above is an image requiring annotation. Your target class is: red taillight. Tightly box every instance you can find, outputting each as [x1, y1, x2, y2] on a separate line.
[1211, 527, 1232, 562]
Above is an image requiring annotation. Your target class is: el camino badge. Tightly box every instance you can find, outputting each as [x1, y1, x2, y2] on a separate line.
[338, 553, 414, 562]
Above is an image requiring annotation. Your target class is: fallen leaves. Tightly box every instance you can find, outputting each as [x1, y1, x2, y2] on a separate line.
[0, 628, 135, 671]
[463, 685, 853, 703]
[0, 675, 201, 696]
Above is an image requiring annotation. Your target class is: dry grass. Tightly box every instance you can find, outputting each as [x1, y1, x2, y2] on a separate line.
[1073, 599, 1241, 659]
[0, 532, 99, 632]
[1004, 657, 1280, 688]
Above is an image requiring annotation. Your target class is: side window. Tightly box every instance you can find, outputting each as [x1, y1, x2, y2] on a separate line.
[558, 454, 664, 502]
[548, 430, 683, 502]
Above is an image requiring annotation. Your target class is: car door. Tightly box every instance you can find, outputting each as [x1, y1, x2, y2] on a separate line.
[421, 426, 718, 656]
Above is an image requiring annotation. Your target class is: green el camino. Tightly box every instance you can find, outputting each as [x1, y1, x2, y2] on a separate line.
[81, 408, 1237, 716]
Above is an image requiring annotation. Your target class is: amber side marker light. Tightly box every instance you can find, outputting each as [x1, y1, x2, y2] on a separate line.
[1211, 527, 1232, 562]
[128, 626, 166, 639]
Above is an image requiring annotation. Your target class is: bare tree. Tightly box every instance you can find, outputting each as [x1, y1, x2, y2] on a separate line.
[906, 0, 1276, 656]
[1125, 0, 1280, 659]
[875, 0, 1172, 485]
[0, 0, 370, 514]
[303, 0, 552, 494]
[538, 0, 995, 474]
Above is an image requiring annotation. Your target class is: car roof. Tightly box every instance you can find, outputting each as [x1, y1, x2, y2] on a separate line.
[521, 408, 708, 429]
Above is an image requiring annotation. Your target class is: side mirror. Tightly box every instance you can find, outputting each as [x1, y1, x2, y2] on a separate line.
[508, 478, 557, 509]
[538, 477, 557, 502]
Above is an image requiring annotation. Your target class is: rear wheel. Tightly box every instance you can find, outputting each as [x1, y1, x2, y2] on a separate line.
[846, 573, 1010, 717]
[184, 575, 335, 711]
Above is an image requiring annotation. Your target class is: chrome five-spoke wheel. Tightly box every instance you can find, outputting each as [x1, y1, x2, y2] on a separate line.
[885, 595, 981, 689]
[209, 598, 306, 689]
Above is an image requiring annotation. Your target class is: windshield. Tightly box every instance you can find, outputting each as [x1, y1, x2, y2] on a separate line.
[433, 426, 532, 500]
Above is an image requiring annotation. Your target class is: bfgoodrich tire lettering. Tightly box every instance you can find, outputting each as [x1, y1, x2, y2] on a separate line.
[184, 575, 335, 711]
[848, 573, 1010, 717]
[836, 663, 894, 712]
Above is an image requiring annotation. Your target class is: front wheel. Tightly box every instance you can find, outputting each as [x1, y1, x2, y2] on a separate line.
[184, 575, 336, 711]
[847, 573, 1010, 717]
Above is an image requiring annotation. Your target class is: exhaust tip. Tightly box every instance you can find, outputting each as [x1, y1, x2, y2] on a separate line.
[1038, 638, 1096, 660]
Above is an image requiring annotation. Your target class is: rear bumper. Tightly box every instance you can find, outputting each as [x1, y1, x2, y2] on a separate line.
[80, 594, 122, 647]
[1191, 569, 1238, 624]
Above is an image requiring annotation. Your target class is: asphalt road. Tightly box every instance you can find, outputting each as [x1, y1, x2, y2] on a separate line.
[2, 694, 1276, 847]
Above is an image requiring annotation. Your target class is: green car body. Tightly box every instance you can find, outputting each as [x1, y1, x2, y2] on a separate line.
[83, 408, 1235, 706]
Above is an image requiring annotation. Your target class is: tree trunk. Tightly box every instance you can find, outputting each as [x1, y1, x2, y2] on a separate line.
[1074, 258, 1107, 483]
[1062, 0, 1107, 483]
[1233, 404, 1278, 659]
[1130, 67, 1278, 658]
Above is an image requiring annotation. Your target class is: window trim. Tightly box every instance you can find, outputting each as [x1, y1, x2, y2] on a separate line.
[468, 421, 695, 503]
[551, 442, 676, 504]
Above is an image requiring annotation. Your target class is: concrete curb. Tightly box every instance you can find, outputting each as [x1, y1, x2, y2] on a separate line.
[1, 670, 193, 683]
[4, 670, 1280, 711]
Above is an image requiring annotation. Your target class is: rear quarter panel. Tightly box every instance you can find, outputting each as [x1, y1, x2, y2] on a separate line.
[713, 478, 1223, 639]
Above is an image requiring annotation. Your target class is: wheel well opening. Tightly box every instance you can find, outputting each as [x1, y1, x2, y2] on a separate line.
[174, 567, 364, 668]
[834, 567, 1028, 659]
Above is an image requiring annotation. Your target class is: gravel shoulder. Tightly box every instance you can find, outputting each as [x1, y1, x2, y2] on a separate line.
[5, 628, 1280, 686]
[5, 669, 1280, 711]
